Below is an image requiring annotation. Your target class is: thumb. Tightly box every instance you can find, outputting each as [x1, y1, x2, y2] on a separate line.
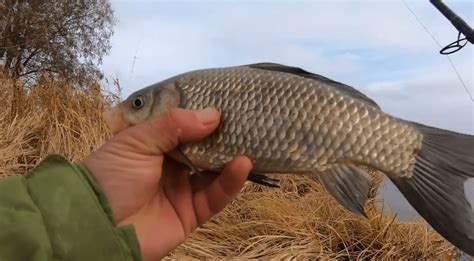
[119, 108, 220, 154]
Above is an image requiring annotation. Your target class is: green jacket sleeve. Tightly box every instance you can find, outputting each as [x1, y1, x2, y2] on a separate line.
[0, 155, 142, 261]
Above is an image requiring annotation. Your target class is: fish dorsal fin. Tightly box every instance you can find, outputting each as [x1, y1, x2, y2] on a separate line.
[316, 163, 372, 217]
[248, 62, 380, 109]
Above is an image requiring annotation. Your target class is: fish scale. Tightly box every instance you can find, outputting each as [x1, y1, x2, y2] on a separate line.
[174, 67, 421, 175]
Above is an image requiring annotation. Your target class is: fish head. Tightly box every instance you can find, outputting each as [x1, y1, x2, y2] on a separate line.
[105, 80, 183, 134]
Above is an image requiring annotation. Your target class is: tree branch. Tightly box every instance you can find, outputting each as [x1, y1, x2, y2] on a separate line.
[19, 68, 58, 77]
[22, 48, 40, 67]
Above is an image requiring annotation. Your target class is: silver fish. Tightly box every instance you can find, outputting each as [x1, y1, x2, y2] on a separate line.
[106, 63, 474, 255]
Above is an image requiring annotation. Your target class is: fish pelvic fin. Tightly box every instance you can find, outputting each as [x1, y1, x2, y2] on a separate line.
[316, 164, 372, 217]
[390, 123, 474, 256]
[247, 173, 280, 188]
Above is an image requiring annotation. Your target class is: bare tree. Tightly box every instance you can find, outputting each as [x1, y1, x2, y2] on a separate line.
[0, 0, 115, 86]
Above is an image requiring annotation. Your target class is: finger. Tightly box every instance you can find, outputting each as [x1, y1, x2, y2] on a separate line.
[162, 158, 195, 225]
[189, 170, 218, 192]
[192, 156, 252, 226]
[118, 108, 220, 154]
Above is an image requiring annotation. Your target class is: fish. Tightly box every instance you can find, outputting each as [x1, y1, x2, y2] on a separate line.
[104, 62, 474, 255]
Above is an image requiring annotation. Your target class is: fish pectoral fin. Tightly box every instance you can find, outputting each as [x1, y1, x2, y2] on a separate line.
[248, 173, 280, 188]
[174, 148, 280, 188]
[175, 148, 202, 175]
[316, 164, 371, 217]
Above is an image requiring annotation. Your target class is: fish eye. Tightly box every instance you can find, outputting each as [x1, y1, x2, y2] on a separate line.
[132, 96, 144, 109]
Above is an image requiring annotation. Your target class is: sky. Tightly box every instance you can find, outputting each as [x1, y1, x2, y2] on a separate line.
[101, 0, 473, 219]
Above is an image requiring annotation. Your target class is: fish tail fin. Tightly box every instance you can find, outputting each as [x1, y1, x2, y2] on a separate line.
[389, 123, 474, 255]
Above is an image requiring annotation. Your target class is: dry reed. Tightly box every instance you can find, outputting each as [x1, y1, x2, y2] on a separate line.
[0, 73, 459, 259]
[0, 73, 114, 177]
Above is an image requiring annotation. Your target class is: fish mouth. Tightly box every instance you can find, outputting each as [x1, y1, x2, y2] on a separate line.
[103, 105, 131, 135]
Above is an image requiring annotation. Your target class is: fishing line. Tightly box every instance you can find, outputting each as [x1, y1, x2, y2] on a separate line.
[130, 38, 141, 82]
[130, 26, 144, 83]
[401, 0, 473, 102]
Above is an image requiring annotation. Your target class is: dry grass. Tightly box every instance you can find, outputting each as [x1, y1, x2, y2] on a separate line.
[0, 74, 459, 259]
[0, 73, 115, 177]
[167, 174, 457, 260]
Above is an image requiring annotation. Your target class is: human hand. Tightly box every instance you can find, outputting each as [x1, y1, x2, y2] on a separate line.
[82, 108, 252, 260]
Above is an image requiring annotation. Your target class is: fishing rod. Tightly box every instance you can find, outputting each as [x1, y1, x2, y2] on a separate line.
[430, 0, 473, 54]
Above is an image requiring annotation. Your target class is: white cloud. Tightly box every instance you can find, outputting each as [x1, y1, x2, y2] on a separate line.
[364, 57, 473, 133]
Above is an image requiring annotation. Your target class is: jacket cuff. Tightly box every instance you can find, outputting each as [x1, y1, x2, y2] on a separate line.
[25, 155, 142, 261]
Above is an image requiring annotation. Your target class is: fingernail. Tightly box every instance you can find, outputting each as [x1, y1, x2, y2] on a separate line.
[196, 108, 219, 124]
[243, 154, 254, 163]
